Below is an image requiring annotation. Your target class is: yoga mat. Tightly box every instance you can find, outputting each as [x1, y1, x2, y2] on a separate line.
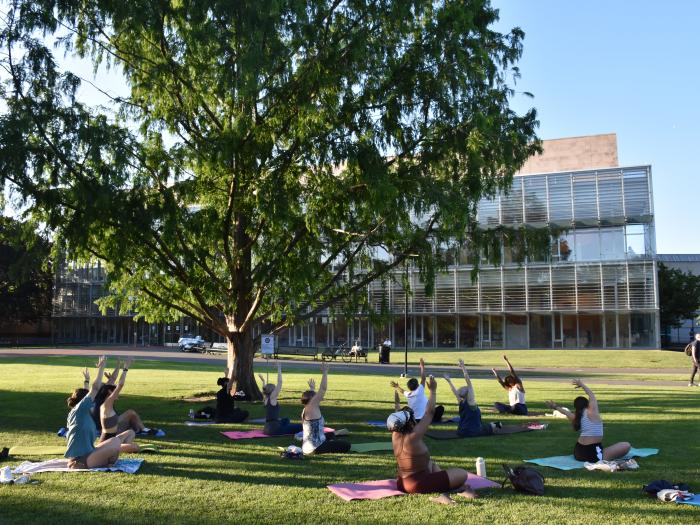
[9, 445, 65, 456]
[677, 494, 700, 507]
[524, 447, 659, 471]
[222, 427, 333, 440]
[12, 458, 144, 474]
[426, 423, 544, 440]
[425, 430, 461, 440]
[366, 416, 459, 427]
[328, 473, 501, 501]
[185, 420, 217, 426]
[350, 442, 394, 453]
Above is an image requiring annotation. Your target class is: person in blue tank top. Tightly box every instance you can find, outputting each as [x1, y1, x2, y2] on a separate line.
[546, 379, 630, 462]
[258, 362, 302, 435]
[64, 356, 137, 469]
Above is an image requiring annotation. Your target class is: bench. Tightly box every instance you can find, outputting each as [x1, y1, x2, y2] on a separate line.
[273, 346, 319, 360]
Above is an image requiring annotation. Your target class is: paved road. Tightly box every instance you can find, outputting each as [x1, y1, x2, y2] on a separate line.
[0, 346, 693, 388]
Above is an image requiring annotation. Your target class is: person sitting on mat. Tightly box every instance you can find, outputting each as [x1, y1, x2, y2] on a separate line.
[300, 361, 350, 454]
[444, 359, 500, 438]
[258, 362, 302, 435]
[546, 379, 630, 462]
[64, 356, 133, 469]
[388, 375, 476, 505]
[215, 372, 249, 424]
[491, 354, 528, 415]
[93, 359, 162, 437]
[95, 358, 143, 452]
[390, 357, 444, 422]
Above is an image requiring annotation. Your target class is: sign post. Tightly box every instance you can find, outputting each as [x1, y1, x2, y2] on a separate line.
[261, 334, 275, 382]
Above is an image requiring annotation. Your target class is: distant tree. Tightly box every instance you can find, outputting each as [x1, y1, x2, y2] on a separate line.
[0, 216, 53, 324]
[0, 0, 539, 398]
[657, 263, 700, 329]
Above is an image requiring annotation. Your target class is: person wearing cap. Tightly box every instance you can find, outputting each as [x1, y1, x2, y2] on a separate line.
[390, 357, 444, 422]
[388, 375, 476, 504]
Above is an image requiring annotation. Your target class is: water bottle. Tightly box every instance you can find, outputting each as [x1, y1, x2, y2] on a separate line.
[476, 457, 486, 478]
[188, 409, 195, 420]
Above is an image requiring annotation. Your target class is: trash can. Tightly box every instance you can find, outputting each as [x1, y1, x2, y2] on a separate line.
[379, 344, 391, 364]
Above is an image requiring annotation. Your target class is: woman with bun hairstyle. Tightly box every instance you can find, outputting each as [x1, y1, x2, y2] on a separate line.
[546, 379, 630, 462]
[215, 371, 249, 423]
[258, 362, 303, 435]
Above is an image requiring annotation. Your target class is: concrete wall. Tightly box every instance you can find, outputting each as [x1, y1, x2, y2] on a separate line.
[518, 133, 618, 175]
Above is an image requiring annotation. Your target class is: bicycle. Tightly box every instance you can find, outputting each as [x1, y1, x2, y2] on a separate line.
[321, 343, 368, 363]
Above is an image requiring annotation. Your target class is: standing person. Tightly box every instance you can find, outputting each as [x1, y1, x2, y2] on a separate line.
[300, 362, 351, 454]
[64, 356, 132, 469]
[444, 360, 499, 438]
[215, 372, 249, 423]
[390, 358, 445, 422]
[96, 358, 141, 452]
[491, 355, 528, 415]
[688, 333, 700, 387]
[546, 379, 630, 462]
[380, 336, 392, 364]
[388, 375, 476, 505]
[258, 363, 302, 435]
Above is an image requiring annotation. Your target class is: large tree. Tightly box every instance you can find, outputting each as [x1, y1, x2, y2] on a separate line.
[0, 216, 53, 325]
[0, 0, 539, 398]
[657, 262, 700, 331]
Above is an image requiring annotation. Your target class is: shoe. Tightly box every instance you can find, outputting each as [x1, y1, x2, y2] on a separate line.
[137, 428, 165, 437]
[617, 458, 639, 470]
[13, 475, 30, 485]
[0, 466, 13, 484]
[689, 383, 696, 387]
[57, 427, 68, 437]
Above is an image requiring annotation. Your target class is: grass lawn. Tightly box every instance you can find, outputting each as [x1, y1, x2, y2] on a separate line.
[0, 356, 698, 524]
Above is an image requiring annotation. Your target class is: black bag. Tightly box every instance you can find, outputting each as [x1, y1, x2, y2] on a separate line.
[502, 464, 545, 496]
[685, 342, 694, 356]
[643, 480, 691, 496]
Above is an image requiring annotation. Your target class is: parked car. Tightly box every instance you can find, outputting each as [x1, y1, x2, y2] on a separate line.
[178, 335, 210, 353]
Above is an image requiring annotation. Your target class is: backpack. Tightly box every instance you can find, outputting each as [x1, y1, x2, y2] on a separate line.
[685, 343, 694, 356]
[502, 464, 545, 496]
[643, 480, 691, 497]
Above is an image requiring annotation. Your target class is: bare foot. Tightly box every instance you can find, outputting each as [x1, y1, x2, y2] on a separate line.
[429, 494, 456, 505]
[456, 484, 478, 499]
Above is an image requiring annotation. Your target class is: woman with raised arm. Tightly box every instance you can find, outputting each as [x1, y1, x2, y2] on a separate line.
[491, 354, 528, 415]
[215, 371, 249, 423]
[259, 363, 302, 435]
[389, 375, 476, 505]
[300, 362, 350, 454]
[444, 359, 499, 438]
[64, 357, 132, 469]
[96, 358, 141, 452]
[546, 379, 630, 462]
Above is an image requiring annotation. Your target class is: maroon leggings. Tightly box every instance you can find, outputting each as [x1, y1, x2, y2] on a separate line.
[397, 470, 451, 494]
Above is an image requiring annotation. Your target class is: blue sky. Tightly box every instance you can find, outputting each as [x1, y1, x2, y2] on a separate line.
[494, 0, 700, 253]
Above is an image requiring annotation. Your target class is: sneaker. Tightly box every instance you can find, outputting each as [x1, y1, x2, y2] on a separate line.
[57, 427, 68, 437]
[0, 466, 13, 484]
[13, 475, 30, 485]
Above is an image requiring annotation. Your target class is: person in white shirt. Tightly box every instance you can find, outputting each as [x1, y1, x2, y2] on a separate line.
[391, 358, 444, 422]
[491, 354, 528, 415]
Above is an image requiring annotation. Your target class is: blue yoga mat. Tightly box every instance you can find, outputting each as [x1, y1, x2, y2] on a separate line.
[524, 447, 659, 470]
[677, 494, 700, 507]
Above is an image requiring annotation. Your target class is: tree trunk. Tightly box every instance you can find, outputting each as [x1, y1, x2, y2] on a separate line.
[227, 330, 262, 401]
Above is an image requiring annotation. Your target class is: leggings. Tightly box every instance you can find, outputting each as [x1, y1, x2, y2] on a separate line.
[494, 402, 528, 415]
[313, 432, 351, 454]
[691, 362, 699, 384]
[215, 408, 249, 424]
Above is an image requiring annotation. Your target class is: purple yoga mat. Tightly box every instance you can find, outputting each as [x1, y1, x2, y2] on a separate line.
[328, 473, 501, 501]
[221, 427, 333, 440]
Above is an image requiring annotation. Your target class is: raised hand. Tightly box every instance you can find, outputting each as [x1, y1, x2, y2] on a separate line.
[307, 378, 316, 391]
[572, 378, 584, 389]
[389, 381, 400, 389]
[320, 361, 329, 374]
[96, 355, 106, 369]
[502, 354, 509, 362]
[442, 372, 451, 380]
[458, 358, 465, 369]
[419, 357, 425, 368]
[491, 368, 498, 376]
[82, 368, 90, 383]
[123, 357, 134, 369]
[427, 375, 437, 391]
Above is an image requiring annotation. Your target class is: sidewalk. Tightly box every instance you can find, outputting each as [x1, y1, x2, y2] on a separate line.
[0, 345, 693, 387]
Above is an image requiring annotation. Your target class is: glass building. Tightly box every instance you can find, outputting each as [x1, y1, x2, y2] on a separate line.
[52, 136, 660, 349]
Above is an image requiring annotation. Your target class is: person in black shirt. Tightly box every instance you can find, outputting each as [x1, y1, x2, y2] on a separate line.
[215, 374, 249, 423]
[689, 334, 700, 387]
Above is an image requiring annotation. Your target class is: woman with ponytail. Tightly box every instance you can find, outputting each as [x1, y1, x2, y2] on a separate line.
[546, 379, 630, 462]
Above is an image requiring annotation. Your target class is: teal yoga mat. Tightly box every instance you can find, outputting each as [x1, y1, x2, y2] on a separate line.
[525, 447, 659, 470]
[350, 442, 394, 453]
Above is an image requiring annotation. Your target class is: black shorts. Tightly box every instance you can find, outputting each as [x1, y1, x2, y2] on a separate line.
[574, 441, 604, 462]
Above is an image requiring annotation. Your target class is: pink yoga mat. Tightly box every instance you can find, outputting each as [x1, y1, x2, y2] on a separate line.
[328, 473, 501, 501]
[221, 427, 333, 440]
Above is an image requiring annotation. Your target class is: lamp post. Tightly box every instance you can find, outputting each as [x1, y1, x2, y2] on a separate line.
[401, 255, 418, 378]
